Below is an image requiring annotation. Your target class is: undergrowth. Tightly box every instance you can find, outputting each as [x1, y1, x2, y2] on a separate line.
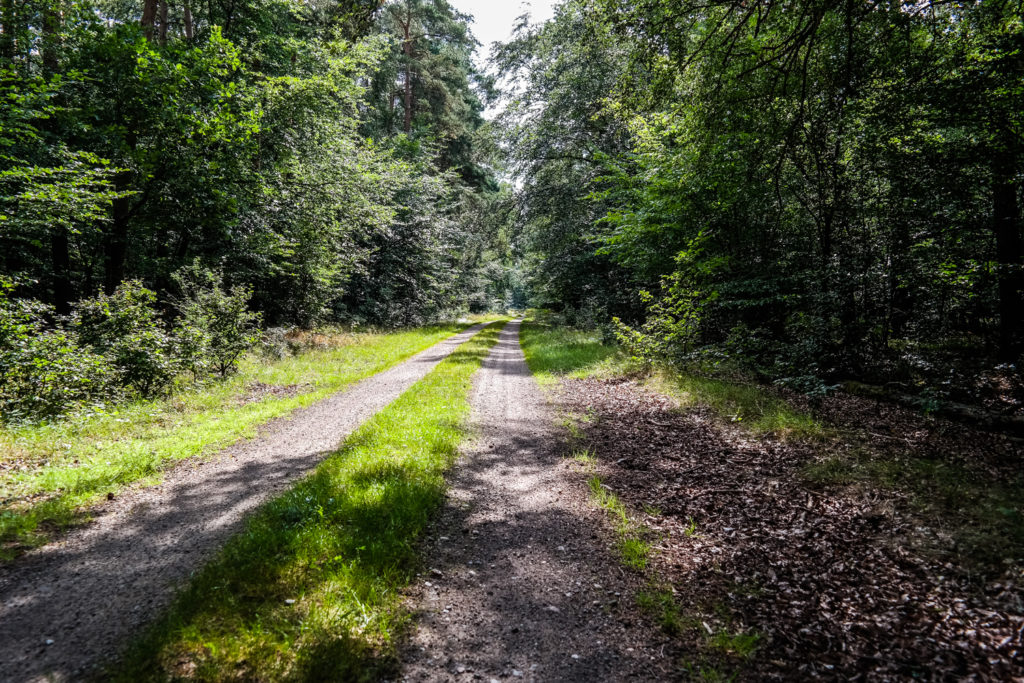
[0, 322, 492, 561]
[106, 323, 505, 681]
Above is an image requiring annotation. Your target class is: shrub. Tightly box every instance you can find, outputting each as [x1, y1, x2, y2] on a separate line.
[71, 281, 177, 398]
[0, 278, 113, 421]
[613, 269, 716, 365]
[172, 264, 262, 377]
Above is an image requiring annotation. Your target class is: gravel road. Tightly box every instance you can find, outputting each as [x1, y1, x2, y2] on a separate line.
[0, 323, 491, 683]
[400, 320, 674, 682]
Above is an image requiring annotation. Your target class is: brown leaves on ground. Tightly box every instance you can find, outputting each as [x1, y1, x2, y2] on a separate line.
[558, 378, 1023, 681]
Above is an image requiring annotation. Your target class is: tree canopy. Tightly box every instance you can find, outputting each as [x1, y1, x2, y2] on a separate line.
[496, 0, 1023, 401]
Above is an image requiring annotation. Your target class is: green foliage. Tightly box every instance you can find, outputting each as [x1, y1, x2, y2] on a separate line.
[502, 0, 1024, 397]
[172, 264, 261, 378]
[613, 259, 718, 365]
[0, 321, 483, 559]
[493, 1, 641, 322]
[0, 0, 504, 339]
[0, 278, 113, 421]
[71, 281, 176, 398]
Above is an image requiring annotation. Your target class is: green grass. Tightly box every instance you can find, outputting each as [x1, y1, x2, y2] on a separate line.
[520, 318, 821, 438]
[636, 585, 759, 681]
[683, 516, 699, 538]
[0, 322, 493, 561]
[588, 474, 652, 571]
[708, 631, 761, 658]
[570, 447, 597, 468]
[636, 587, 685, 635]
[651, 372, 823, 438]
[519, 319, 638, 385]
[107, 322, 506, 681]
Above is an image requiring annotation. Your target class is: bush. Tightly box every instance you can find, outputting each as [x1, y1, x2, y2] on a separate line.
[0, 278, 113, 421]
[71, 281, 177, 398]
[172, 264, 262, 377]
[613, 269, 716, 365]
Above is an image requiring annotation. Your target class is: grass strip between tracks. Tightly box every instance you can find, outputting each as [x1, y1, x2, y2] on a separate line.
[1, 322, 494, 561]
[108, 321, 507, 682]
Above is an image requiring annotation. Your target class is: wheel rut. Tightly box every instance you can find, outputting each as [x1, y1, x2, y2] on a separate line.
[400, 320, 673, 682]
[0, 322, 491, 683]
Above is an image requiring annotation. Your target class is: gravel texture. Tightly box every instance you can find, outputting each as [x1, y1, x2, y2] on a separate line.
[400, 320, 675, 682]
[0, 323, 490, 683]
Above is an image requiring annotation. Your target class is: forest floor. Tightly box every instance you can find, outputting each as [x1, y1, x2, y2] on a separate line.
[518, 322, 1023, 681]
[0, 322, 491, 682]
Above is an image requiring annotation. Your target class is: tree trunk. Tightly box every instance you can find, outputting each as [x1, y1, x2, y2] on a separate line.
[105, 175, 132, 294]
[141, 0, 158, 40]
[183, 0, 193, 39]
[885, 219, 911, 344]
[42, 6, 73, 312]
[993, 153, 1023, 360]
[402, 17, 413, 133]
[158, 0, 168, 44]
[41, 5, 58, 73]
[0, 0, 15, 62]
[51, 231, 73, 313]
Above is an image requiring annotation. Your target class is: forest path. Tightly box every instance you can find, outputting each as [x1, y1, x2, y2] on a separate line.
[0, 322, 492, 683]
[400, 320, 674, 682]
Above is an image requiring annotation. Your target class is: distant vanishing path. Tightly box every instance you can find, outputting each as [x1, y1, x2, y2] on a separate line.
[0, 323, 491, 683]
[400, 320, 674, 682]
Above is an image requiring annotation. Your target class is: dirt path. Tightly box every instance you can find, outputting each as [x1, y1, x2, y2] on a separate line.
[0, 323, 491, 683]
[400, 320, 675, 682]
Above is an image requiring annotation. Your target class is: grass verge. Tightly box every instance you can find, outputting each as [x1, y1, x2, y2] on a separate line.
[106, 322, 505, 681]
[1, 322, 492, 561]
[519, 319, 637, 385]
[520, 318, 821, 438]
[649, 372, 822, 438]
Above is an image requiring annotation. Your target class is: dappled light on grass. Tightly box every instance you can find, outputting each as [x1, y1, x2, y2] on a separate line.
[108, 324, 505, 681]
[522, 317, 821, 438]
[652, 372, 824, 439]
[519, 319, 638, 383]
